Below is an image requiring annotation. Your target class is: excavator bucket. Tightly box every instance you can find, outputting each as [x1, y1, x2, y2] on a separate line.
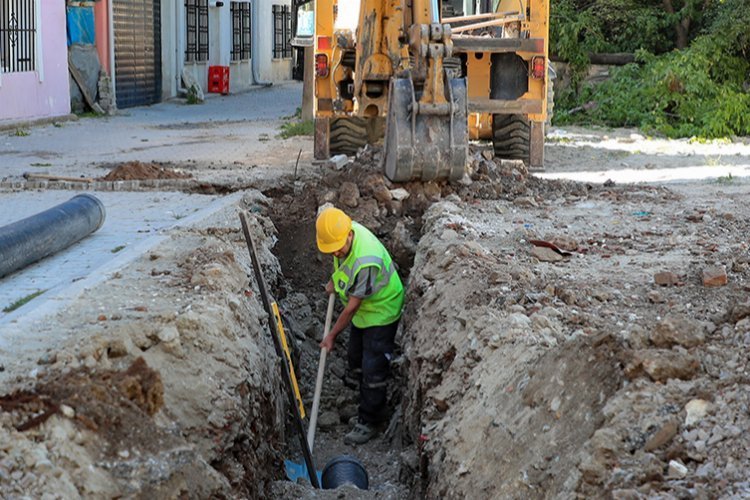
[382, 78, 468, 182]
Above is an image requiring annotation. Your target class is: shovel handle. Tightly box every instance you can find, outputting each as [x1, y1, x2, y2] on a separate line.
[307, 293, 336, 451]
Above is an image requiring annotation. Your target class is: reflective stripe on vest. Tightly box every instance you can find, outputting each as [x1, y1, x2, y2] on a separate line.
[332, 222, 404, 328]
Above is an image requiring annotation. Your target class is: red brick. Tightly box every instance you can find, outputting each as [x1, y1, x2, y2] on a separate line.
[702, 266, 727, 287]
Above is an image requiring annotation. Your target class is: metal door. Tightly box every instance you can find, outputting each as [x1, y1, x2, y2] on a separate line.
[113, 0, 162, 108]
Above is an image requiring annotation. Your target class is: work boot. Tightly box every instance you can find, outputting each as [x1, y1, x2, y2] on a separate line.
[344, 421, 377, 445]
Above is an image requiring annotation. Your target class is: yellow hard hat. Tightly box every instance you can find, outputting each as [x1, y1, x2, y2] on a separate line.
[316, 207, 352, 253]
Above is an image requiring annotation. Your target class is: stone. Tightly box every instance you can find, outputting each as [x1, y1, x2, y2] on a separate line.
[514, 196, 538, 208]
[684, 399, 711, 426]
[338, 182, 360, 208]
[550, 235, 578, 252]
[157, 325, 179, 343]
[632, 349, 701, 382]
[647, 290, 665, 303]
[532, 246, 564, 262]
[644, 419, 679, 451]
[60, 405, 75, 419]
[423, 182, 442, 202]
[372, 184, 392, 204]
[702, 266, 727, 287]
[667, 460, 688, 478]
[650, 314, 705, 348]
[390, 188, 410, 201]
[654, 271, 679, 286]
[317, 411, 339, 430]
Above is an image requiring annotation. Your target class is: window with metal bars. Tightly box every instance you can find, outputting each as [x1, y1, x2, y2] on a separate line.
[230, 2, 251, 61]
[185, 0, 209, 62]
[272, 5, 291, 59]
[0, 0, 37, 73]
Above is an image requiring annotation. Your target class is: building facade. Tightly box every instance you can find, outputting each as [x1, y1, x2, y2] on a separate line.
[0, 0, 71, 123]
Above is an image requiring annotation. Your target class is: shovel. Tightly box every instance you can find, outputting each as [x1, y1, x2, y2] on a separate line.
[307, 293, 336, 451]
[285, 292, 335, 485]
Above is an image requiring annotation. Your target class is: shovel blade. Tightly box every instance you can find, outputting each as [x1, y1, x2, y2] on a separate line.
[284, 459, 322, 485]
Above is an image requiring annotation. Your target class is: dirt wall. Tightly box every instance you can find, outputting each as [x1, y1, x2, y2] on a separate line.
[0, 192, 288, 497]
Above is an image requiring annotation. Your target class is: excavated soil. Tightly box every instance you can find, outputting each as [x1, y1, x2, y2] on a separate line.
[99, 161, 192, 181]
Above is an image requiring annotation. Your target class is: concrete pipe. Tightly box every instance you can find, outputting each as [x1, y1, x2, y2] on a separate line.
[0, 194, 106, 279]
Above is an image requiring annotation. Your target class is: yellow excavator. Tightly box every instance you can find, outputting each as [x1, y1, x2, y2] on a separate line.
[294, 0, 549, 182]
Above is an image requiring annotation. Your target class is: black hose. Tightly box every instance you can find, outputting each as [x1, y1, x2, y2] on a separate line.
[0, 194, 106, 279]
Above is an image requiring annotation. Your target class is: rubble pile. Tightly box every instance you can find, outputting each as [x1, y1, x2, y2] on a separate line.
[397, 181, 750, 497]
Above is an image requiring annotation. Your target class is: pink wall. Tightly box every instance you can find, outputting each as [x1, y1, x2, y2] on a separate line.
[95, 0, 110, 74]
[0, 2, 71, 122]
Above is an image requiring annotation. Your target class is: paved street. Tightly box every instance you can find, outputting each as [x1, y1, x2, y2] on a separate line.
[0, 82, 305, 181]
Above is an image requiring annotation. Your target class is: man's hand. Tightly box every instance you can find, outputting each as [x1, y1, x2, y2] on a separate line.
[325, 280, 334, 295]
[320, 334, 335, 352]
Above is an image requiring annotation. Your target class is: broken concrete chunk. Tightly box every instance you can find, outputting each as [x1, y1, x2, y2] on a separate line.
[702, 266, 727, 287]
[685, 399, 711, 427]
[390, 188, 410, 201]
[532, 246, 565, 262]
[328, 154, 349, 170]
[654, 271, 679, 286]
[667, 460, 688, 478]
[650, 314, 705, 348]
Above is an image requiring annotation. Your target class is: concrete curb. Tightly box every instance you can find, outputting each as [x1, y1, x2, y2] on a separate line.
[0, 190, 245, 342]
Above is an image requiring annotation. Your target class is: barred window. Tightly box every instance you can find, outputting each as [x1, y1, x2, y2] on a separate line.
[231, 2, 251, 61]
[272, 5, 291, 59]
[185, 0, 209, 62]
[0, 0, 37, 73]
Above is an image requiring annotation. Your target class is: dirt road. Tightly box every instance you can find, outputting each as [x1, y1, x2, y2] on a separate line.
[1, 115, 749, 498]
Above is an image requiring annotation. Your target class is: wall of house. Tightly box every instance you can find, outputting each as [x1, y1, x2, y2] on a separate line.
[160, 0, 291, 101]
[0, 2, 71, 123]
[94, 0, 111, 74]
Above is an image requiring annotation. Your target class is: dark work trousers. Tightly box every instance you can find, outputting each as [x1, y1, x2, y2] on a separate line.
[347, 319, 399, 425]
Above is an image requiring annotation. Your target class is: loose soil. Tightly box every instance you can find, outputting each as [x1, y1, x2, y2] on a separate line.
[99, 161, 192, 181]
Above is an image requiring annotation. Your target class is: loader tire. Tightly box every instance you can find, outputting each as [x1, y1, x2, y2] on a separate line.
[492, 114, 530, 162]
[330, 117, 385, 156]
[444, 56, 463, 79]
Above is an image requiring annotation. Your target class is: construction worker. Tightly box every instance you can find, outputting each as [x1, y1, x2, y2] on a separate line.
[316, 206, 405, 445]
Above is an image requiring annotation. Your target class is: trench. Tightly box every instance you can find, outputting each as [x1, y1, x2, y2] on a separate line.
[240, 153, 629, 498]
[260, 181, 422, 497]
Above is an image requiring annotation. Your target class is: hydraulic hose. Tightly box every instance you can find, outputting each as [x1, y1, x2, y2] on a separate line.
[0, 194, 106, 279]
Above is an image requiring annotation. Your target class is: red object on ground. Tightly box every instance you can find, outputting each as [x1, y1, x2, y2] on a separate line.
[208, 66, 230, 94]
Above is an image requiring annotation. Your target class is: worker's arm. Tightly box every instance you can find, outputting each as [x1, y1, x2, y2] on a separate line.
[320, 295, 362, 351]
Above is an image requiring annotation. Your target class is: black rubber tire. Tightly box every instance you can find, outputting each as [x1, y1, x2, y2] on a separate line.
[492, 114, 530, 162]
[330, 117, 385, 156]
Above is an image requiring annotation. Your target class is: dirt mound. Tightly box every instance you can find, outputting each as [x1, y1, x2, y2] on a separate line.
[100, 161, 192, 181]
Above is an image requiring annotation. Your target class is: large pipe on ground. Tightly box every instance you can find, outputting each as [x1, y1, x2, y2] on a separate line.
[0, 194, 106, 279]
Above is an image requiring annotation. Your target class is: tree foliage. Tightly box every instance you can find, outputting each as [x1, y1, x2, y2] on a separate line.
[552, 0, 750, 138]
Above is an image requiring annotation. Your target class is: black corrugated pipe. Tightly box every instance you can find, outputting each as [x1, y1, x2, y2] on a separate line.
[0, 194, 106, 279]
